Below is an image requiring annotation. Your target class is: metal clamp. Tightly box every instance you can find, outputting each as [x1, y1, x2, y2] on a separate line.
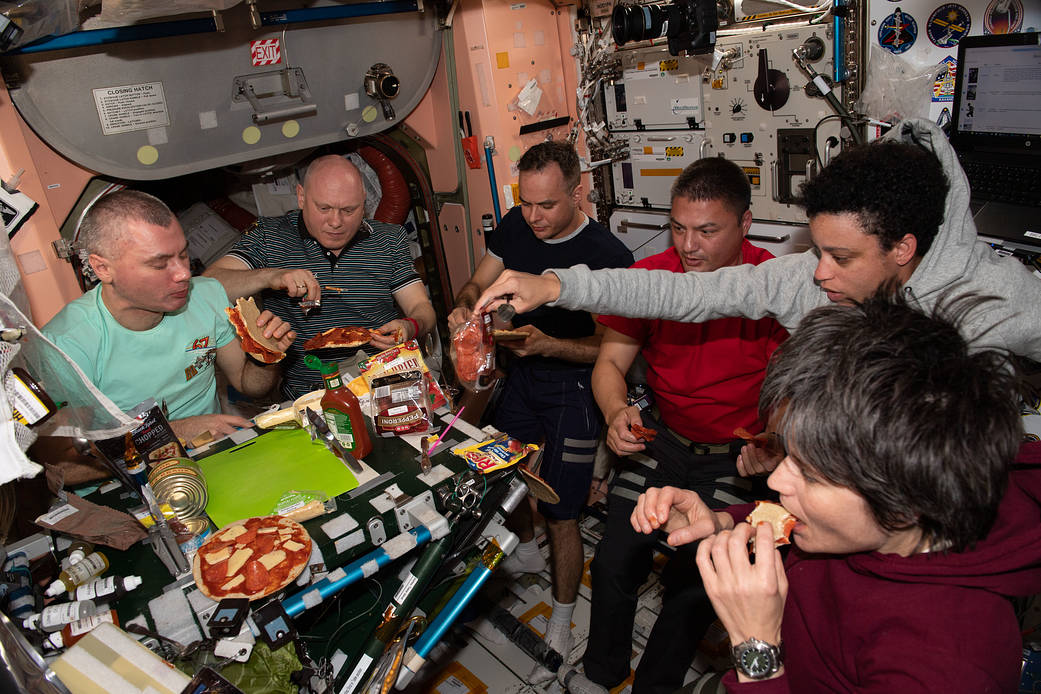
[233, 67, 316, 124]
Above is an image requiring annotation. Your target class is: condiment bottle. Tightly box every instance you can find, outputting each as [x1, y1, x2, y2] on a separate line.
[72, 575, 142, 602]
[46, 552, 109, 597]
[305, 355, 372, 458]
[122, 432, 147, 486]
[23, 599, 99, 632]
[7, 367, 57, 428]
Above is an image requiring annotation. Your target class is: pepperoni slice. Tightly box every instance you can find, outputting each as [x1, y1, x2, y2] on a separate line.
[243, 560, 270, 593]
[630, 423, 658, 442]
[253, 534, 276, 555]
[235, 527, 258, 546]
[202, 560, 227, 585]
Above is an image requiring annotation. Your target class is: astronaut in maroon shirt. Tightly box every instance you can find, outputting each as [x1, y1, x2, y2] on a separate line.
[632, 293, 1041, 693]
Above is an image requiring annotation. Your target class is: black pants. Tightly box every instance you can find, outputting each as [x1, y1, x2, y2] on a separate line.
[582, 411, 769, 694]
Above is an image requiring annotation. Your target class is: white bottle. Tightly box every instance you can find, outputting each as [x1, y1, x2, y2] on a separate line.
[22, 599, 99, 632]
[45, 552, 109, 597]
[73, 575, 142, 602]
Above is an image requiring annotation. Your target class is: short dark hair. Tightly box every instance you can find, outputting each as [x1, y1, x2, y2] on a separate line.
[759, 292, 1021, 552]
[518, 141, 581, 192]
[80, 189, 174, 256]
[799, 141, 948, 256]
[670, 157, 751, 222]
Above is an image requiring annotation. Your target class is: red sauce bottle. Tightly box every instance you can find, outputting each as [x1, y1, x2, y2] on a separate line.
[305, 355, 373, 459]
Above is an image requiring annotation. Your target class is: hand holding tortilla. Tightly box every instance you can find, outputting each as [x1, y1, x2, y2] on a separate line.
[225, 297, 292, 363]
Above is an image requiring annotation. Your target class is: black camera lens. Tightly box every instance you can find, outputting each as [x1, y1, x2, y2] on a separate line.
[612, 4, 668, 47]
[379, 74, 400, 99]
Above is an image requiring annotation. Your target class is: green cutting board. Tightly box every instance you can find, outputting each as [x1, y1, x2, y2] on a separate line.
[197, 428, 358, 528]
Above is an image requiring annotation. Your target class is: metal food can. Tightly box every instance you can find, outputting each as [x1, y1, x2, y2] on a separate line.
[148, 457, 200, 483]
[150, 461, 208, 520]
[176, 516, 212, 557]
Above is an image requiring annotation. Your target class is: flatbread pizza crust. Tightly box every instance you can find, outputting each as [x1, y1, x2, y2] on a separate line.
[192, 515, 312, 601]
[746, 501, 797, 546]
[492, 329, 527, 341]
[302, 326, 374, 350]
[226, 297, 284, 363]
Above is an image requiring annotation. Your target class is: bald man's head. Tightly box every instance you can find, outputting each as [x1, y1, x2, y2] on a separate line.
[296, 155, 367, 253]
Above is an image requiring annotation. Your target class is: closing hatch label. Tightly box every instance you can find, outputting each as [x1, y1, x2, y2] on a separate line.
[92, 82, 170, 136]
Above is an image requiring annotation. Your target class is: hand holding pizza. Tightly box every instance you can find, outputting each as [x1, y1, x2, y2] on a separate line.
[605, 405, 646, 456]
[255, 310, 296, 352]
[371, 319, 412, 350]
[500, 324, 549, 358]
[696, 521, 787, 650]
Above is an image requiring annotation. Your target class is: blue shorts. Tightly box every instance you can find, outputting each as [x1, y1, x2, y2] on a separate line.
[494, 361, 601, 520]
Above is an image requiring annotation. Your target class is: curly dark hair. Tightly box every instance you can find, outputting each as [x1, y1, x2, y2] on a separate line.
[759, 290, 1022, 553]
[670, 157, 751, 223]
[518, 141, 581, 192]
[799, 141, 949, 256]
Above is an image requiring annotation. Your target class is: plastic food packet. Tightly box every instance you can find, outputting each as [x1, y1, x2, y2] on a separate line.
[451, 312, 495, 391]
[94, 398, 187, 476]
[370, 370, 433, 437]
[359, 339, 449, 410]
[273, 490, 332, 522]
[453, 433, 539, 473]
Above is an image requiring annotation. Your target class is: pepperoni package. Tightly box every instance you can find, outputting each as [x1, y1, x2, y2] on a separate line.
[358, 340, 449, 411]
[451, 312, 495, 391]
[370, 370, 432, 437]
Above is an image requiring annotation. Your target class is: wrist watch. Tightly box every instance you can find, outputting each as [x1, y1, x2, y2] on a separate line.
[731, 637, 783, 680]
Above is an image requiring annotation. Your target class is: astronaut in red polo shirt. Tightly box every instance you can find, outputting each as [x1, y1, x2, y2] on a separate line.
[583, 158, 788, 694]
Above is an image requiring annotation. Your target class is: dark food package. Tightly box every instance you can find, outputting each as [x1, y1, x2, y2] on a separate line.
[94, 399, 187, 477]
[371, 370, 433, 437]
[451, 311, 495, 391]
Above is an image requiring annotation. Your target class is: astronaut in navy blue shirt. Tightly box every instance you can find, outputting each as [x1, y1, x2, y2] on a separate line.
[449, 141, 633, 682]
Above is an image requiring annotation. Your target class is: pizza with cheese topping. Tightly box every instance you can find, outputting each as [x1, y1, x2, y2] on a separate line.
[192, 515, 312, 601]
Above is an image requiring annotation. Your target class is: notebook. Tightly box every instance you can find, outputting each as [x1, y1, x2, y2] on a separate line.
[949, 31, 1041, 249]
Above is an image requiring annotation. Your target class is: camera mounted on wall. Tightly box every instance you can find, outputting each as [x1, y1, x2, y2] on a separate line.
[364, 63, 400, 121]
[611, 0, 718, 57]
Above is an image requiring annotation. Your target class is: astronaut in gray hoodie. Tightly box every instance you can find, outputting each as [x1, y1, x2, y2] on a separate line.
[475, 119, 1041, 362]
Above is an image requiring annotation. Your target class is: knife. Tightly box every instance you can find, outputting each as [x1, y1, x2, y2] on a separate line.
[306, 407, 364, 474]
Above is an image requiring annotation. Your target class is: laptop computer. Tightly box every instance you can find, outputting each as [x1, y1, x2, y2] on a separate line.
[949, 31, 1041, 250]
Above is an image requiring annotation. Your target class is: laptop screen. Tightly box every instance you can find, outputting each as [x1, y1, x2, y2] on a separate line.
[952, 32, 1041, 147]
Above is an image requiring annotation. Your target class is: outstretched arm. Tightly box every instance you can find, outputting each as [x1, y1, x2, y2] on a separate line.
[204, 255, 320, 304]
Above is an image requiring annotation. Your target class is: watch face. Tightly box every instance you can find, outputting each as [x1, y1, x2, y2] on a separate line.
[737, 642, 777, 678]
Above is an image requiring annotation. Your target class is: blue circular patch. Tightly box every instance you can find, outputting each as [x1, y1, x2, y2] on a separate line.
[879, 8, 918, 54]
[927, 4, 971, 47]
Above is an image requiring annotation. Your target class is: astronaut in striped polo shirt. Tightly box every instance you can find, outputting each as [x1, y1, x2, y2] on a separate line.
[205, 155, 436, 398]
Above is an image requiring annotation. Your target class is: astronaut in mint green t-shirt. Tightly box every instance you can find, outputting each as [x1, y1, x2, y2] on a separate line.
[42, 190, 296, 442]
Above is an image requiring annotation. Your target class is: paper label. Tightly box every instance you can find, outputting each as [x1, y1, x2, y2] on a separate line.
[339, 653, 373, 694]
[92, 82, 170, 136]
[393, 572, 419, 604]
[37, 504, 78, 526]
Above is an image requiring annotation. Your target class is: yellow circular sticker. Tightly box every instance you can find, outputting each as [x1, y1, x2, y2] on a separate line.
[136, 146, 159, 166]
[282, 120, 300, 138]
[361, 106, 378, 123]
[242, 126, 262, 145]
[508, 146, 522, 162]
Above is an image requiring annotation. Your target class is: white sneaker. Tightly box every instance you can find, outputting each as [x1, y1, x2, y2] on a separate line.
[527, 624, 572, 685]
[500, 548, 548, 575]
